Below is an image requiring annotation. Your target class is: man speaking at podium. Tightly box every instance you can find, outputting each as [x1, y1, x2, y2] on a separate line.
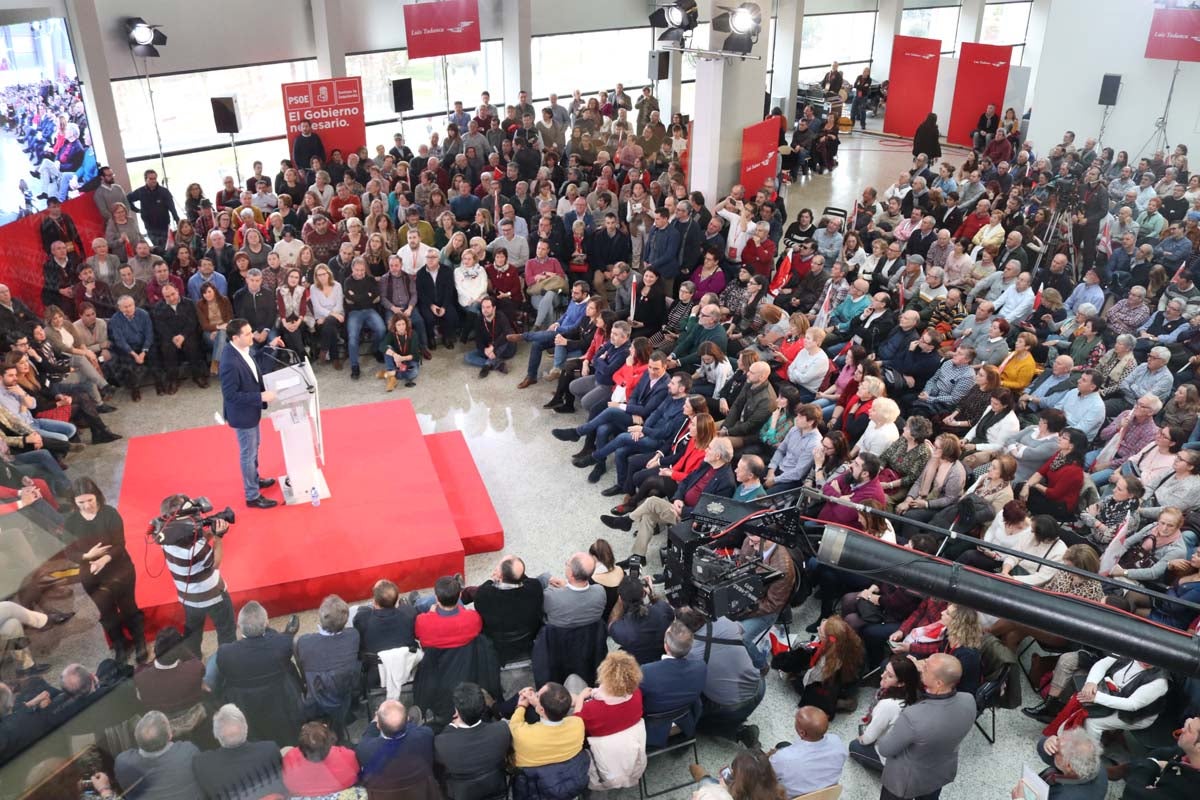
[220, 318, 279, 509]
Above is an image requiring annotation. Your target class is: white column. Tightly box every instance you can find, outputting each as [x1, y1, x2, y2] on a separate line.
[1021, 0, 1052, 111]
[502, 0, 532, 103]
[312, 0, 347, 79]
[769, 0, 805, 117]
[63, 0, 129, 189]
[658, 49, 683, 123]
[688, 6, 773, 204]
[872, 0, 905, 81]
[956, 0, 986, 52]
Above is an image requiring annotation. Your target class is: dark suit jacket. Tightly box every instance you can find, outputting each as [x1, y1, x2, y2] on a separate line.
[219, 344, 266, 429]
[673, 463, 737, 512]
[191, 740, 285, 800]
[640, 659, 707, 747]
[151, 298, 200, 343]
[357, 723, 439, 800]
[416, 265, 458, 312]
[214, 632, 305, 746]
[626, 371, 670, 418]
[434, 721, 513, 800]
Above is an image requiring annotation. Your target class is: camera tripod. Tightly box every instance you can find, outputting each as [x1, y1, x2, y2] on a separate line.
[1031, 195, 1082, 281]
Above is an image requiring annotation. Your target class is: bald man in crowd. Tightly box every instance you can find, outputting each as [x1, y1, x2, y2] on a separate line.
[356, 699, 436, 796]
[769, 706, 847, 798]
[540, 552, 606, 628]
[877, 653, 976, 800]
[471, 554, 545, 662]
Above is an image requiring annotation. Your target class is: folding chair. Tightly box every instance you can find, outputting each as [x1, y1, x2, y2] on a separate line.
[638, 706, 701, 798]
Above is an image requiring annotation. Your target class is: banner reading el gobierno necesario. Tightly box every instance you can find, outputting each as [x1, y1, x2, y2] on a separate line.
[282, 77, 366, 162]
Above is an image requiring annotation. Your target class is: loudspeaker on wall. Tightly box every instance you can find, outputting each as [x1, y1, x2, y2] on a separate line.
[392, 79, 414, 114]
[210, 96, 240, 134]
[648, 51, 670, 82]
[1098, 74, 1121, 106]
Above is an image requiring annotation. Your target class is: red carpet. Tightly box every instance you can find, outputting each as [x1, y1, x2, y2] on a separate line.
[119, 399, 503, 635]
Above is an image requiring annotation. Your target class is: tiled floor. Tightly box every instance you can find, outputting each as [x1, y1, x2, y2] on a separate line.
[11, 133, 1053, 798]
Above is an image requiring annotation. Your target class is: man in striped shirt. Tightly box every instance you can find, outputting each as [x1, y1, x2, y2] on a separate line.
[157, 494, 235, 653]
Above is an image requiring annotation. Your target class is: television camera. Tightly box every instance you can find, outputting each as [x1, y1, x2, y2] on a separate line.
[148, 495, 236, 547]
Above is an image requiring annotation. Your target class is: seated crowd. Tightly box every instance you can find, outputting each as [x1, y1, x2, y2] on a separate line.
[4, 83, 1200, 800]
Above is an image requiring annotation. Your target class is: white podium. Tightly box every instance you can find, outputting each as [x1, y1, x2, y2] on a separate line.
[263, 359, 329, 505]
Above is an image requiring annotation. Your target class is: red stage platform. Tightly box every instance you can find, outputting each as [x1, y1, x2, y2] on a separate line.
[118, 399, 503, 635]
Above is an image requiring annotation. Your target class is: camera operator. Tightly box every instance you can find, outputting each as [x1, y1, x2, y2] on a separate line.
[63, 477, 145, 664]
[735, 533, 798, 672]
[155, 493, 234, 655]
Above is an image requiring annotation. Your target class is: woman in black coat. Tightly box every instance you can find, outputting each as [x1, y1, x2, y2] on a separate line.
[912, 113, 943, 161]
[63, 477, 145, 663]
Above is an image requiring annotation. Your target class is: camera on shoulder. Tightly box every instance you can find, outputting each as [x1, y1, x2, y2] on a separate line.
[148, 493, 236, 546]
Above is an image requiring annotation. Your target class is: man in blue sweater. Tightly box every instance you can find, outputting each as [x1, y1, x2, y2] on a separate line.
[109, 295, 161, 400]
[513, 281, 590, 388]
[642, 208, 682, 293]
[581, 372, 692, 484]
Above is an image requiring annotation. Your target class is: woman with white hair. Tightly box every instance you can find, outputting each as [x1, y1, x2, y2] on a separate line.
[84, 237, 121, 285]
[1094, 333, 1138, 400]
[854, 396, 901, 457]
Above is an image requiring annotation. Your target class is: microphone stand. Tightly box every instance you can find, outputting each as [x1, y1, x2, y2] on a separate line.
[257, 345, 315, 394]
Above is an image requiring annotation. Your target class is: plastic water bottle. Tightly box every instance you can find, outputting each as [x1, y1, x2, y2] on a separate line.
[310, 486, 320, 507]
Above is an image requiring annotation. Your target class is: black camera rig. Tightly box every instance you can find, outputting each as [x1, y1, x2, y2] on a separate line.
[147, 496, 236, 547]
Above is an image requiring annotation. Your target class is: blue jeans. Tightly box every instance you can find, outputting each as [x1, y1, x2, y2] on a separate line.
[532, 290, 561, 328]
[614, 439, 662, 485]
[578, 406, 635, 450]
[206, 329, 228, 362]
[595, 434, 658, 473]
[33, 418, 76, 442]
[384, 355, 420, 380]
[464, 340, 516, 368]
[235, 425, 262, 501]
[346, 309, 386, 368]
[552, 344, 584, 370]
[740, 611, 779, 670]
[13, 448, 70, 493]
[523, 329, 558, 379]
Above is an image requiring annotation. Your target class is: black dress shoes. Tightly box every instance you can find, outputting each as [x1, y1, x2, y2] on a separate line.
[247, 495, 279, 509]
[600, 514, 633, 531]
[258, 478, 277, 488]
[600, 484, 624, 497]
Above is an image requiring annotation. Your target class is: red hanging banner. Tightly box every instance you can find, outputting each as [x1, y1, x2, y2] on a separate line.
[1145, 7, 1200, 62]
[281, 77, 366, 162]
[883, 35, 942, 138]
[739, 117, 780, 194]
[947, 43, 1013, 148]
[403, 0, 482, 60]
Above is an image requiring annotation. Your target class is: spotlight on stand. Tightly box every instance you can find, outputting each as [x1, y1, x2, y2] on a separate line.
[124, 17, 167, 58]
[713, 2, 762, 55]
[649, 0, 699, 44]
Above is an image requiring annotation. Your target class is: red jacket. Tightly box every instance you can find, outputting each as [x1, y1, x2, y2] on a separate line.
[1036, 458, 1085, 508]
[741, 238, 777, 278]
[954, 211, 989, 243]
[897, 597, 950, 658]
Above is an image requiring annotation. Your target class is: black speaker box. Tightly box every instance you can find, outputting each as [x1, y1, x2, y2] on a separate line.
[392, 78, 414, 114]
[648, 51, 670, 81]
[210, 96, 240, 134]
[1098, 74, 1121, 106]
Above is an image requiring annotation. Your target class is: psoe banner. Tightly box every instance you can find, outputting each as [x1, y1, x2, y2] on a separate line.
[883, 35, 941, 138]
[739, 117, 780, 194]
[947, 43, 1012, 148]
[282, 77, 366, 162]
[1145, 7, 1200, 62]
[403, 0, 482, 60]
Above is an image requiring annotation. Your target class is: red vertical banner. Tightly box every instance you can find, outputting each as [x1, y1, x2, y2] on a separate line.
[403, 0, 482, 60]
[282, 77, 366, 161]
[883, 35, 942, 138]
[947, 43, 1013, 147]
[739, 117, 780, 193]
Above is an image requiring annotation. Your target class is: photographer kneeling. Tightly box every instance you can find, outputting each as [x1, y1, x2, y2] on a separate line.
[152, 493, 235, 655]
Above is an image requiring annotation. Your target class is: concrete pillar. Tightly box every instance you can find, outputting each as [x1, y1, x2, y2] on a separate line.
[658, 49, 683, 124]
[871, 0, 904, 81]
[63, 0, 129, 189]
[312, 0, 346, 79]
[1021, 0, 1052, 111]
[502, 0, 531, 104]
[956, 0, 986, 52]
[689, 2, 773, 205]
[769, 0, 805, 119]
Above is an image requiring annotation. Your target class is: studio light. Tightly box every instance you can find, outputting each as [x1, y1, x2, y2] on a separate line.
[713, 2, 762, 55]
[649, 1, 699, 44]
[124, 17, 167, 58]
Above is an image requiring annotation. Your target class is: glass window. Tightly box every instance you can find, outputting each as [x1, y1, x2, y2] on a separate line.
[127, 138, 294, 199]
[980, 1, 1032, 46]
[111, 60, 318, 159]
[900, 7, 960, 52]
[800, 12, 877, 68]
[798, 60, 871, 87]
[347, 40, 504, 123]
[530, 28, 655, 100]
